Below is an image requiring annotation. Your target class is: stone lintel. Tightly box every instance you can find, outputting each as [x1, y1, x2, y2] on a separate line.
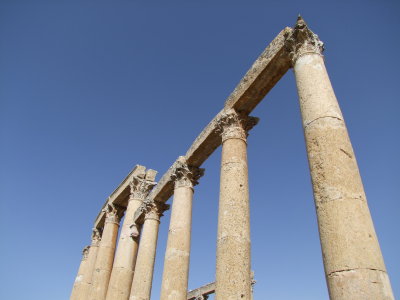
[93, 165, 157, 230]
[132, 28, 292, 224]
[187, 282, 216, 300]
[187, 272, 255, 299]
[224, 27, 292, 113]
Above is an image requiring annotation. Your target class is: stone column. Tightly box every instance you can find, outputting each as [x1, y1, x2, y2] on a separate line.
[70, 246, 90, 300]
[160, 157, 204, 300]
[106, 171, 157, 300]
[80, 229, 101, 300]
[89, 203, 120, 300]
[288, 16, 394, 299]
[215, 109, 258, 300]
[129, 200, 169, 300]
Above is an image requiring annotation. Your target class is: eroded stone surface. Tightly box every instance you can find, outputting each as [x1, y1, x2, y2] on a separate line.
[129, 202, 169, 300]
[292, 16, 393, 300]
[215, 110, 257, 300]
[106, 170, 157, 300]
[160, 158, 204, 300]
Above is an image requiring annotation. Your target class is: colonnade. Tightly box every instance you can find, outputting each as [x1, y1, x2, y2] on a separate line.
[70, 17, 394, 300]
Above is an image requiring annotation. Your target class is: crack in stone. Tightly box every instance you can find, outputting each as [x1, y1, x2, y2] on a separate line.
[328, 268, 387, 277]
[304, 115, 342, 129]
[340, 148, 353, 159]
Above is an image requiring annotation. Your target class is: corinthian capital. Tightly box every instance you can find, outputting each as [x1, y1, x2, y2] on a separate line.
[140, 199, 170, 221]
[216, 109, 259, 143]
[129, 174, 157, 201]
[285, 15, 324, 65]
[82, 246, 90, 260]
[171, 157, 205, 189]
[103, 203, 119, 224]
[91, 228, 102, 246]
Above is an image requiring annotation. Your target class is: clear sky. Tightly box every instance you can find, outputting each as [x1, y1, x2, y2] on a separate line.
[0, 1, 399, 299]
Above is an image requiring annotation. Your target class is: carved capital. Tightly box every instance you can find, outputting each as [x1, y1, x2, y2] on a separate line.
[91, 228, 102, 246]
[129, 176, 157, 201]
[216, 109, 259, 143]
[171, 158, 205, 189]
[103, 203, 120, 225]
[82, 246, 90, 260]
[141, 199, 170, 221]
[285, 16, 324, 66]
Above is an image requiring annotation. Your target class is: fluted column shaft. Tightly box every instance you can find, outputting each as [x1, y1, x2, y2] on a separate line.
[290, 17, 394, 300]
[160, 158, 203, 300]
[129, 201, 167, 300]
[70, 246, 90, 300]
[215, 110, 258, 300]
[89, 204, 120, 300]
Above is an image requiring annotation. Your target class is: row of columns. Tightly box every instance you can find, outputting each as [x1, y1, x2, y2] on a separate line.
[71, 16, 393, 300]
[70, 162, 205, 300]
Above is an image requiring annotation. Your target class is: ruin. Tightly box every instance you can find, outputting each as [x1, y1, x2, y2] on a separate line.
[70, 17, 395, 300]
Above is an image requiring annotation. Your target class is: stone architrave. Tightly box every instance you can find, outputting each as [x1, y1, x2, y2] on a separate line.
[215, 109, 258, 300]
[106, 171, 157, 300]
[70, 246, 90, 300]
[160, 157, 204, 300]
[129, 200, 169, 300]
[89, 203, 120, 300]
[288, 16, 394, 299]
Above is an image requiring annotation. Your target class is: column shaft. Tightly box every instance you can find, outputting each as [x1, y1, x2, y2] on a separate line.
[106, 198, 142, 300]
[160, 158, 203, 300]
[160, 185, 193, 300]
[215, 111, 257, 300]
[81, 240, 100, 299]
[70, 246, 89, 300]
[291, 18, 394, 299]
[89, 205, 120, 300]
[129, 203, 164, 300]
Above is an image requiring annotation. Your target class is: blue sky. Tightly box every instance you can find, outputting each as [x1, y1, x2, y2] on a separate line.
[0, 1, 399, 299]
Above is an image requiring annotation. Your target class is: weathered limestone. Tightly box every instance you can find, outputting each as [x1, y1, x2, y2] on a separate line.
[71, 18, 395, 300]
[160, 157, 204, 300]
[106, 169, 157, 300]
[215, 109, 258, 300]
[79, 229, 102, 299]
[70, 246, 90, 300]
[289, 16, 394, 300]
[129, 201, 169, 300]
[89, 203, 120, 300]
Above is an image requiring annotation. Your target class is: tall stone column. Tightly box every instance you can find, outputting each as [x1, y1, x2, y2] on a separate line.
[89, 203, 120, 300]
[80, 229, 101, 300]
[106, 171, 157, 300]
[288, 16, 394, 299]
[215, 109, 258, 300]
[160, 157, 204, 300]
[129, 200, 169, 300]
[70, 246, 90, 300]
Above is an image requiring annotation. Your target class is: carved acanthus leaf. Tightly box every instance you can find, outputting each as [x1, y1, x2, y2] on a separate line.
[130, 176, 157, 201]
[216, 109, 259, 142]
[285, 15, 324, 65]
[139, 199, 170, 220]
[103, 203, 119, 224]
[171, 159, 205, 188]
[91, 228, 102, 245]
